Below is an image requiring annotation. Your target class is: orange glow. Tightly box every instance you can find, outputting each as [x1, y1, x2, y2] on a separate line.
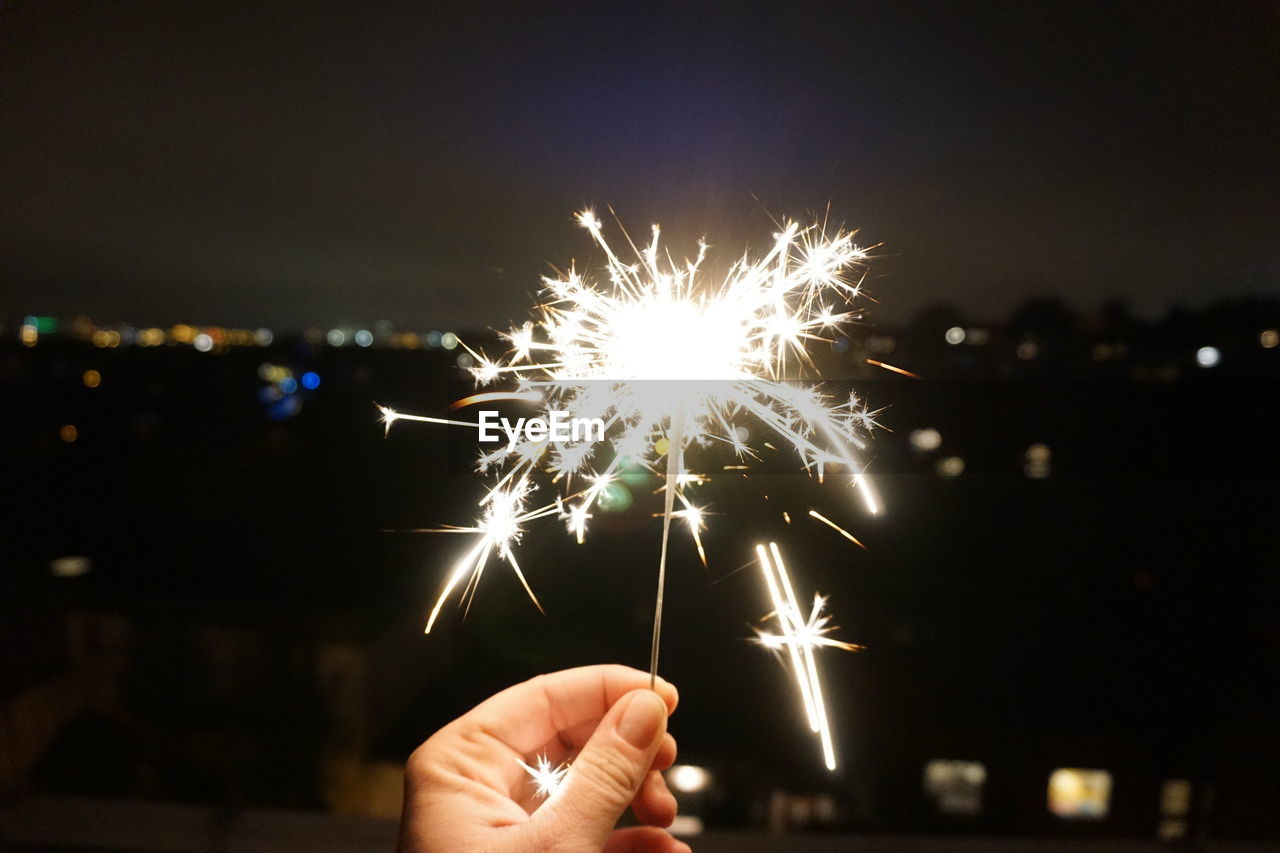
[808, 509, 867, 549]
[137, 327, 165, 346]
[59, 424, 78, 443]
[866, 358, 921, 379]
[450, 390, 544, 410]
[82, 370, 101, 388]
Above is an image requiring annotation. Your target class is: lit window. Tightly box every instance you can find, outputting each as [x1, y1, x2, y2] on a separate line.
[1024, 442, 1051, 479]
[669, 815, 703, 836]
[924, 759, 985, 816]
[1048, 768, 1111, 819]
[50, 556, 92, 578]
[1160, 778, 1191, 816]
[1156, 777, 1191, 840]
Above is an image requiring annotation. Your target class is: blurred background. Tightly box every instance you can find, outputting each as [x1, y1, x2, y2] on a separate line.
[2, 1, 1277, 850]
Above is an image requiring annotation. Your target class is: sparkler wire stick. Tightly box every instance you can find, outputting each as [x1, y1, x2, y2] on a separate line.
[649, 408, 685, 689]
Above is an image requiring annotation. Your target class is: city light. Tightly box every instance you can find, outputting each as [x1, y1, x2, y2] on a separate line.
[668, 764, 711, 793]
[1024, 443, 1051, 479]
[138, 327, 166, 346]
[49, 556, 92, 578]
[945, 326, 966, 345]
[924, 759, 986, 816]
[909, 428, 942, 452]
[1048, 768, 1112, 819]
[82, 369, 102, 388]
[1195, 346, 1220, 368]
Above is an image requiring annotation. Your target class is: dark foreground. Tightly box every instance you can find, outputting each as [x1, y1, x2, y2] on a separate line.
[2, 796, 1276, 853]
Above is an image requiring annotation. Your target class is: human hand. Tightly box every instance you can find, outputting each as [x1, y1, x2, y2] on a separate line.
[398, 664, 688, 853]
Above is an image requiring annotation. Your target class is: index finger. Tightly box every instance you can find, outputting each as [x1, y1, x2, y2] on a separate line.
[467, 664, 678, 756]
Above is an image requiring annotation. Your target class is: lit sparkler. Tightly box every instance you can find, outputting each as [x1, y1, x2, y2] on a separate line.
[754, 541, 863, 770]
[381, 209, 882, 761]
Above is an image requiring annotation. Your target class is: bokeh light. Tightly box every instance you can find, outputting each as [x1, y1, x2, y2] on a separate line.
[1195, 346, 1220, 368]
[668, 764, 711, 793]
[909, 428, 942, 452]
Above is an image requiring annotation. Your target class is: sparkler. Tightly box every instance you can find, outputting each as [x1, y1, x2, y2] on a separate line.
[381, 208, 882, 767]
[755, 542, 863, 770]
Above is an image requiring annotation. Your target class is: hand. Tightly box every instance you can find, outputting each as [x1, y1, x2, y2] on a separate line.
[398, 664, 689, 853]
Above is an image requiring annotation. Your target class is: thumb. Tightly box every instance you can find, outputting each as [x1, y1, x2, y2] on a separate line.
[536, 689, 669, 850]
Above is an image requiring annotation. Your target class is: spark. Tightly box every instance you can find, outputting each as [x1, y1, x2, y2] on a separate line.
[518, 753, 569, 800]
[450, 390, 545, 410]
[865, 358, 921, 380]
[754, 542, 863, 771]
[421, 479, 561, 633]
[378, 404, 479, 437]
[808, 509, 868, 550]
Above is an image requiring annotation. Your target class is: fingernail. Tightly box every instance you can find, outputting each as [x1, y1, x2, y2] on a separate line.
[617, 691, 666, 749]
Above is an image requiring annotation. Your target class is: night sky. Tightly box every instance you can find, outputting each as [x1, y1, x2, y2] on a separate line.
[2, 1, 1277, 330]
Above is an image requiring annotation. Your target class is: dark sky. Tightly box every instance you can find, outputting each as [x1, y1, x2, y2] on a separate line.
[2, 0, 1277, 330]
